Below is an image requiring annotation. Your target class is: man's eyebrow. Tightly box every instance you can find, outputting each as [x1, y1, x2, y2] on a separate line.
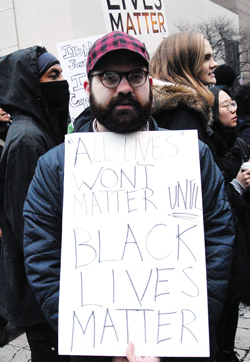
[47, 67, 60, 74]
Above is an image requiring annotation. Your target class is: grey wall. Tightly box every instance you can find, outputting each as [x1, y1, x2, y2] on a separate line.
[0, 0, 239, 57]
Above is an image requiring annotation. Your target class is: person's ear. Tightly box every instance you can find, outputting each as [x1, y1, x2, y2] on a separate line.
[84, 80, 90, 96]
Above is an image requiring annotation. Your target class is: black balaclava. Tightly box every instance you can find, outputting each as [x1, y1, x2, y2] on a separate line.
[37, 48, 70, 145]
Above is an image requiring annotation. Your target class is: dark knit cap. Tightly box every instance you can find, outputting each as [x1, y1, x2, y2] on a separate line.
[37, 49, 60, 78]
[86, 31, 150, 76]
[214, 64, 237, 88]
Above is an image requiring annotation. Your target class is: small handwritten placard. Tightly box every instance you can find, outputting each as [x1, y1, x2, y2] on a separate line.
[59, 130, 209, 357]
[56, 34, 103, 121]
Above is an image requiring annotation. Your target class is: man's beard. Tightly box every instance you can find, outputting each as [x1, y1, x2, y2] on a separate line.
[89, 90, 152, 133]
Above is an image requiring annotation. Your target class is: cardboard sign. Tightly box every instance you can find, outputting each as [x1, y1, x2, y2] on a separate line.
[56, 34, 103, 121]
[59, 130, 209, 357]
[101, 0, 168, 54]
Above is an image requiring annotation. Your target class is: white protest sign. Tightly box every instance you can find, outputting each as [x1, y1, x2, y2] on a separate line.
[59, 130, 209, 357]
[101, 0, 168, 55]
[56, 34, 103, 121]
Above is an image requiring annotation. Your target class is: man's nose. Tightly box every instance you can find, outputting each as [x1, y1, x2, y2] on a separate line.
[116, 76, 133, 93]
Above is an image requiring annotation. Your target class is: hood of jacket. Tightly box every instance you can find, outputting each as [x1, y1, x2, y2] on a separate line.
[0, 46, 69, 145]
[0, 46, 45, 123]
[151, 79, 213, 128]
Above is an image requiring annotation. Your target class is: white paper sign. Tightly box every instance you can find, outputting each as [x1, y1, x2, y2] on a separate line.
[56, 34, 104, 121]
[101, 0, 168, 55]
[59, 130, 209, 357]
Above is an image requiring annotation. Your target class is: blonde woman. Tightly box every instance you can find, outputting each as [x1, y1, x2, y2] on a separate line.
[150, 31, 217, 148]
[150, 32, 224, 362]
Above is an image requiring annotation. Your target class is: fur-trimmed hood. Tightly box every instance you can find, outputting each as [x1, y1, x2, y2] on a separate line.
[151, 79, 213, 127]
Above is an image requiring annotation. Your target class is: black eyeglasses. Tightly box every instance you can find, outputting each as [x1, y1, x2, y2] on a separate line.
[89, 70, 149, 89]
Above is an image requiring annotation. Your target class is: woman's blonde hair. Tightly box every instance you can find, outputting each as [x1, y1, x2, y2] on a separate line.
[150, 31, 214, 107]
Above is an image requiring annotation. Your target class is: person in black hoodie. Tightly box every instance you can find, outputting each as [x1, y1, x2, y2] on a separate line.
[213, 64, 238, 95]
[233, 84, 250, 147]
[0, 107, 11, 346]
[209, 87, 250, 362]
[0, 108, 11, 157]
[0, 46, 69, 361]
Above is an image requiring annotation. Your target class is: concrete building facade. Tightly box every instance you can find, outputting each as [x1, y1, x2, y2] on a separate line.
[211, 0, 250, 81]
[211, 0, 250, 30]
[0, 0, 239, 58]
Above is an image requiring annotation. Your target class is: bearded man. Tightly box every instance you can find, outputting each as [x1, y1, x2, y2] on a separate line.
[23, 32, 234, 362]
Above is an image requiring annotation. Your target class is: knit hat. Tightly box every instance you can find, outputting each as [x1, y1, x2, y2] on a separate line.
[214, 64, 237, 88]
[87, 31, 150, 75]
[37, 48, 60, 78]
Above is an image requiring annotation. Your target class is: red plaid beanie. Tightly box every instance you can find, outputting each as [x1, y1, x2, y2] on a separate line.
[87, 31, 150, 75]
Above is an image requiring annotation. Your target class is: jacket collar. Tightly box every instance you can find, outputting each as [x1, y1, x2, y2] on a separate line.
[151, 78, 213, 127]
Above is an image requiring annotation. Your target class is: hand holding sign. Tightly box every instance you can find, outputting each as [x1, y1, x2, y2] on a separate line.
[113, 342, 161, 362]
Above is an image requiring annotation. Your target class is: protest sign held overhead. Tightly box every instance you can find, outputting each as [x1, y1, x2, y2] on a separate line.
[101, 0, 168, 54]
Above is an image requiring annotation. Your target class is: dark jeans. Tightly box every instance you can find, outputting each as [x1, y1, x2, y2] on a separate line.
[25, 322, 110, 362]
[216, 281, 241, 354]
[25, 321, 70, 362]
[0, 317, 109, 360]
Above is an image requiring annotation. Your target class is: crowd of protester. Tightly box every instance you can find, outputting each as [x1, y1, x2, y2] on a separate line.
[0, 29, 249, 362]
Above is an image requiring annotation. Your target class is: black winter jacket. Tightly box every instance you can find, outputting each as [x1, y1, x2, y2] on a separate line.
[238, 115, 250, 147]
[209, 128, 250, 305]
[23, 124, 234, 361]
[0, 46, 68, 326]
[209, 86, 250, 306]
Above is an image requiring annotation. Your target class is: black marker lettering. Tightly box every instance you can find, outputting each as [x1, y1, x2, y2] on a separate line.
[126, 269, 153, 306]
[74, 138, 92, 166]
[157, 310, 177, 344]
[121, 224, 143, 261]
[155, 268, 174, 300]
[73, 167, 103, 191]
[181, 267, 199, 297]
[176, 224, 197, 261]
[146, 224, 172, 260]
[143, 187, 157, 211]
[100, 309, 119, 343]
[181, 309, 198, 343]
[73, 229, 97, 268]
[71, 310, 95, 351]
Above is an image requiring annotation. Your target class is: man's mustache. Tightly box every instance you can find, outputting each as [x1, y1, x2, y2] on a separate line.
[109, 94, 138, 107]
